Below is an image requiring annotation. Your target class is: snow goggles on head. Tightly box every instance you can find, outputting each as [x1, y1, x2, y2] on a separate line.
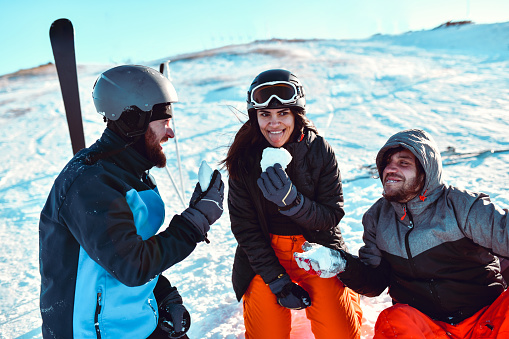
[249, 81, 303, 109]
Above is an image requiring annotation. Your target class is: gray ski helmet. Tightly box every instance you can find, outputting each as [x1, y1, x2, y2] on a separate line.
[246, 69, 305, 113]
[92, 65, 178, 121]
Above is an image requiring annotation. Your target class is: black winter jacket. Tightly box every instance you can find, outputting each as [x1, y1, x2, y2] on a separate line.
[39, 129, 203, 338]
[228, 129, 348, 301]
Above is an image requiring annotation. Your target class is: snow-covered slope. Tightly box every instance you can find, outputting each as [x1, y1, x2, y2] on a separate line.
[1, 21, 508, 338]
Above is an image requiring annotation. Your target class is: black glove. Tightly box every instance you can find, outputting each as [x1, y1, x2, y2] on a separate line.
[158, 287, 191, 338]
[257, 163, 299, 209]
[181, 170, 224, 240]
[268, 274, 311, 310]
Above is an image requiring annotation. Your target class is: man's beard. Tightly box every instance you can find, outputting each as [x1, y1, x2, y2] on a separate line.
[383, 174, 424, 203]
[145, 127, 168, 168]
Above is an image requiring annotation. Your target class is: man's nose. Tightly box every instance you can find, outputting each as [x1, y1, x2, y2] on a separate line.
[166, 126, 175, 139]
[384, 162, 398, 173]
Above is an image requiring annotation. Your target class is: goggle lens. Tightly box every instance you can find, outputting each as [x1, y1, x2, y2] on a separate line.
[251, 81, 299, 108]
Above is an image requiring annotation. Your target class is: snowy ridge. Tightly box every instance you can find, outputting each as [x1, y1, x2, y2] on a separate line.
[1, 22, 508, 338]
[368, 21, 509, 57]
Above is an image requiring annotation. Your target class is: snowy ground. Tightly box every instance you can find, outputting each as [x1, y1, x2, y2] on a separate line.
[0, 21, 508, 338]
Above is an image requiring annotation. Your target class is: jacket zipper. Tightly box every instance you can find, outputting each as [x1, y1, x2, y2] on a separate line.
[95, 292, 102, 339]
[428, 278, 442, 311]
[148, 298, 158, 326]
[403, 205, 441, 310]
[403, 205, 418, 277]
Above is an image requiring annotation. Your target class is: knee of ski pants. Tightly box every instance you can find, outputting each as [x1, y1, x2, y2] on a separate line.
[243, 274, 292, 339]
[374, 304, 448, 339]
[375, 290, 509, 339]
[301, 277, 362, 339]
[466, 288, 509, 338]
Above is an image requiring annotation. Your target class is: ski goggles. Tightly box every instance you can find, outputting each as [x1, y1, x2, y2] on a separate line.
[249, 81, 303, 109]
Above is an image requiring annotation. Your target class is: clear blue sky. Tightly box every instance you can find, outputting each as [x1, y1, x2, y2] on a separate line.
[1, 0, 508, 76]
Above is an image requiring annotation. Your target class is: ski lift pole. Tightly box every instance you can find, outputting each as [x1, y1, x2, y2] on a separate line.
[172, 115, 186, 201]
[160, 60, 186, 203]
[164, 166, 186, 208]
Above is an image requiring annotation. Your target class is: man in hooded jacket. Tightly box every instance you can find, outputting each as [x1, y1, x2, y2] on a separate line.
[294, 129, 509, 338]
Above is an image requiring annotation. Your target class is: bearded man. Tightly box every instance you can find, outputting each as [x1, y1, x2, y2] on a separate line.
[295, 129, 509, 338]
[39, 65, 224, 338]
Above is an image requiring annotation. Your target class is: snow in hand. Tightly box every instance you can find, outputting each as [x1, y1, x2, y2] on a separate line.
[1, 21, 508, 338]
[198, 160, 214, 190]
[294, 243, 346, 279]
[260, 147, 293, 171]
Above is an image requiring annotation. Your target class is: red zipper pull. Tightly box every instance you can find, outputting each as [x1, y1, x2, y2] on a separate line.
[400, 206, 407, 221]
[419, 189, 428, 201]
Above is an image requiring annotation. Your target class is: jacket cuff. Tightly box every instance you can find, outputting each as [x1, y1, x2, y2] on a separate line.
[267, 274, 292, 294]
[279, 193, 304, 216]
[181, 208, 209, 237]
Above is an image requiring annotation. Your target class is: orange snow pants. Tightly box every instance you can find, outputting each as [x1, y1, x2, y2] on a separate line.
[374, 289, 509, 338]
[243, 234, 363, 339]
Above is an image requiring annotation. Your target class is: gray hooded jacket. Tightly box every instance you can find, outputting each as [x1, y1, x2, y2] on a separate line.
[338, 129, 508, 324]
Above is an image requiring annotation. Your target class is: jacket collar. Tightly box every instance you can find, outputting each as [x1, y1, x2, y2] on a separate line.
[284, 129, 315, 154]
[95, 128, 155, 178]
[390, 184, 445, 221]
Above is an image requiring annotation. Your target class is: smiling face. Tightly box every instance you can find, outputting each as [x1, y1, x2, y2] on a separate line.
[256, 108, 295, 147]
[144, 118, 174, 168]
[382, 148, 425, 203]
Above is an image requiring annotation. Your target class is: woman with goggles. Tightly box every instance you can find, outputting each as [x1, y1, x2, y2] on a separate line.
[222, 69, 362, 339]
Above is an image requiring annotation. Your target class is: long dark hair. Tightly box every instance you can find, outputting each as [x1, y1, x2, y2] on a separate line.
[221, 107, 317, 180]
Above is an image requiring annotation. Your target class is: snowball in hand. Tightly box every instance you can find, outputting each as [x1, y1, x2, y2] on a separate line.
[294, 243, 346, 278]
[260, 147, 293, 171]
[198, 160, 214, 190]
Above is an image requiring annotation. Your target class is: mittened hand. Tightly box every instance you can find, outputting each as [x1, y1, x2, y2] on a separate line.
[268, 274, 311, 310]
[294, 242, 347, 278]
[181, 170, 224, 240]
[190, 170, 224, 225]
[257, 163, 297, 207]
[277, 282, 312, 310]
[158, 288, 191, 338]
[159, 303, 190, 338]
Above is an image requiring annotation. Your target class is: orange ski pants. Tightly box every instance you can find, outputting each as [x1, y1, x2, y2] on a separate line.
[243, 234, 363, 339]
[374, 289, 509, 338]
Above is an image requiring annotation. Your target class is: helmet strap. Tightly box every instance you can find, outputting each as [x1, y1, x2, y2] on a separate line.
[111, 108, 152, 138]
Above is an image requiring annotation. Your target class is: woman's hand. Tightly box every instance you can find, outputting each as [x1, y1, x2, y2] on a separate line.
[257, 163, 297, 208]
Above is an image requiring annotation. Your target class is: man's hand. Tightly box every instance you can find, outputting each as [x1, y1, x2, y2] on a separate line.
[268, 274, 311, 310]
[257, 163, 297, 208]
[294, 242, 347, 278]
[158, 288, 191, 338]
[181, 170, 224, 240]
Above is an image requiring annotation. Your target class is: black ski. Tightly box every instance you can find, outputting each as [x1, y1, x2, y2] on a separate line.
[50, 18, 86, 154]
